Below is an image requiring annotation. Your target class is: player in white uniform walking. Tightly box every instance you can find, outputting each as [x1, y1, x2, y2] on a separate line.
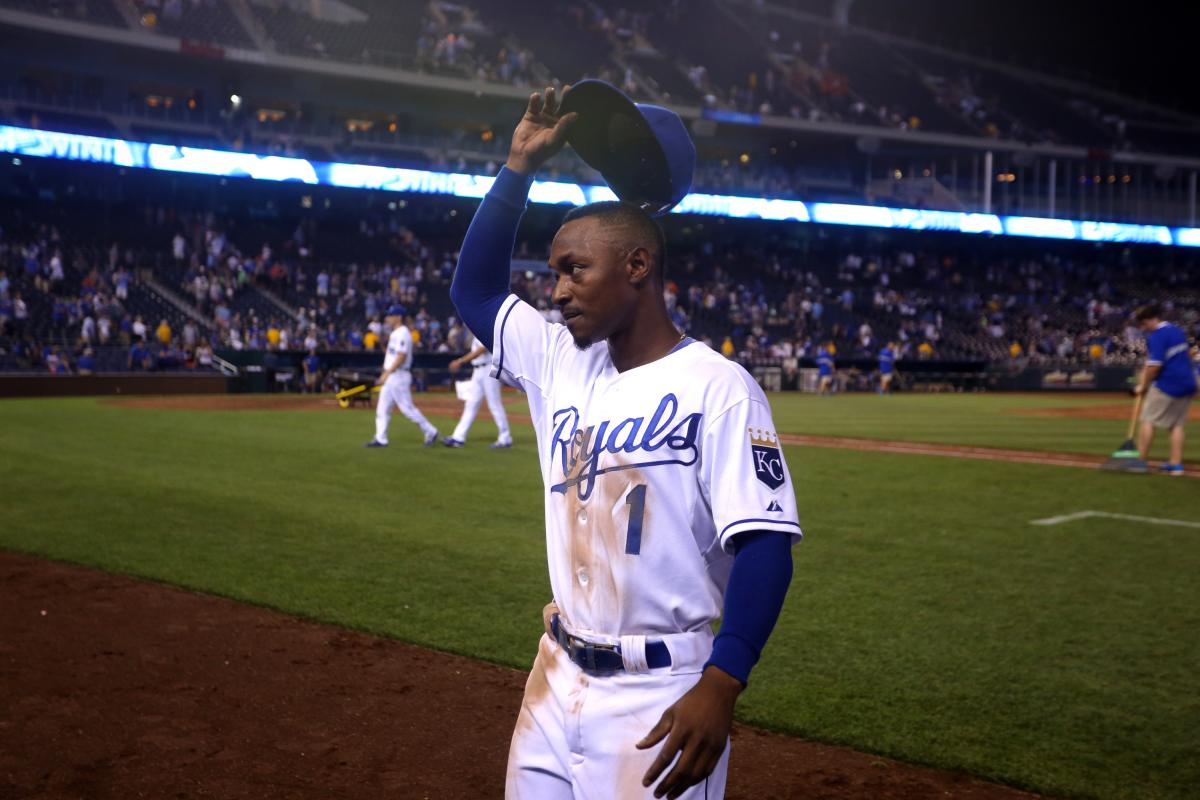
[365, 305, 439, 448]
[451, 84, 801, 800]
[442, 336, 513, 448]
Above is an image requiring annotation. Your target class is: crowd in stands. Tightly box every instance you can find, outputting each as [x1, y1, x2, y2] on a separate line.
[0, 206, 220, 373]
[3, 158, 1197, 380]
[414, 1, 539, 86]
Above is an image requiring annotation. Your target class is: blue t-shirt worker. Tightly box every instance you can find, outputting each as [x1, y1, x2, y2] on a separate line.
[816, 345, 835, 394]
[1133, 303, 1196, 475]
[878, 343, 896, 394]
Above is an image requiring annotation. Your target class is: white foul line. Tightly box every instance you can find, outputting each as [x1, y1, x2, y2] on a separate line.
[1030, 510, 1200, 529]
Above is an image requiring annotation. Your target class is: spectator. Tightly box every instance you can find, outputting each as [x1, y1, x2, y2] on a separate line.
[128, 338, 151, 371]
[182, 320, 198, 348]
[196, 341, 214, 370]
[12, 293, 27, 336]
[77, 347, 96, 375]
[156, 318, 172, 345]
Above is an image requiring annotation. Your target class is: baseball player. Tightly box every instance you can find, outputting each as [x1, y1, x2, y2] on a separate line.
[442, 336, 513, 448]
[365, 304, 439, 448]
[1132, 304, 1196, 474]
[878, 341, 896, 394]
[816, 344, 835, 394]
[451, 84, 800, 800]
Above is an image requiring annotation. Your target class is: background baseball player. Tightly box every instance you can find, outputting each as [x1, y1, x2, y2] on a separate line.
[1132, 304, 1196, 474]
[442, 336, 513, 449]
[451, 83, 800, 800]
[365, 304, 439, 448]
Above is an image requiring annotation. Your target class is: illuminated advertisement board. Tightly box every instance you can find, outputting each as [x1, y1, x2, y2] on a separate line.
[2, 125, 1196, 246]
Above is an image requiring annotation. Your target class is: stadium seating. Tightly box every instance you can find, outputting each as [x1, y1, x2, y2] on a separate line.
[1, 0, 1196, 157]
[0, 0, 125, 28]
[131, 0, 254, 48]
[247, 0, 427, 66]
[6, 148, 1200, 377]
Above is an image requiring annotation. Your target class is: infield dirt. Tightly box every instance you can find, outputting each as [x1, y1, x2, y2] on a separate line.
[0, 551, 1046, 800]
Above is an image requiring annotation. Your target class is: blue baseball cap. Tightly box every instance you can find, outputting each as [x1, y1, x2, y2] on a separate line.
[385, 304, 407, 317]
[560, 80, 696, 217]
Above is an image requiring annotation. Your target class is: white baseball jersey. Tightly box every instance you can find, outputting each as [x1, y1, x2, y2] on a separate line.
[383, 325, 414, 372]
[450, 336, 511, 446]
[374, 323, 436, 446]
[469, 336, 491, 367]
[492, 295, 802, 639]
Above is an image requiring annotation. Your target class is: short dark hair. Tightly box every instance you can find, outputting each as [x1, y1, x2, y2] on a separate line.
[1133, 303, 1162, 322]
[561, 201, 666, 284]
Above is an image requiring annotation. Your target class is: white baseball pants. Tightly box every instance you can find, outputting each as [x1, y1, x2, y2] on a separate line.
[451, 366, 511, 444]
[505, 633, 729, 800]
[374, 370, 436, 444]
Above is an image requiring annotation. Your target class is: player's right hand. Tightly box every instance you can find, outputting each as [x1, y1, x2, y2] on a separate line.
[637, 666, 742, 799]
[506, 85, 579, 177]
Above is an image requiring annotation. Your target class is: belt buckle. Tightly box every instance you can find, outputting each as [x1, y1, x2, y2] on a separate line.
[581, 639, 619, 671]
[555, 618, 621, 672]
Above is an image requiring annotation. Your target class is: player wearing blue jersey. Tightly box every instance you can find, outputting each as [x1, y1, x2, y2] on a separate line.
[1133, 304, 1196, 475]
[816, 345, 835, 395]
[451, 84, 799, 800]
[878, 342, 896, 394]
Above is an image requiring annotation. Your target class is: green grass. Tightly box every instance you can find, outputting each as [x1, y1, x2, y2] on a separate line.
[769, 392, 1190, 457]
[1, 393, 1198, 800]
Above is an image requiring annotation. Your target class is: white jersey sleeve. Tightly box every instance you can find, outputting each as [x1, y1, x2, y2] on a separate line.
[491, 294, 567, 392]
[384, 327, 412, 371]
[701, 368, 802, 552]
[470, 335, 491, 367]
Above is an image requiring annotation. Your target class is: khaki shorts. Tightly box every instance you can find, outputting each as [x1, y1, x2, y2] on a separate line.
[1141, 386, 1193, 429]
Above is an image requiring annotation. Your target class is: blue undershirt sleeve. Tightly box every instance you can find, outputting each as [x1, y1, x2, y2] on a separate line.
[705, 530, 794, 685]
[449, 166, 535, 351]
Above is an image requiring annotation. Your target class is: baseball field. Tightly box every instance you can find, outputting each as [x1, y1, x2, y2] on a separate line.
[2, 391, 1197, 799]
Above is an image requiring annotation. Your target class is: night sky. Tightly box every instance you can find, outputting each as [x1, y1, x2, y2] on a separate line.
[777, 0, 1196, 115]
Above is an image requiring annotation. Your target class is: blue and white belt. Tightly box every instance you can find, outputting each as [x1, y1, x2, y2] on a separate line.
[550, 614, 672, 673]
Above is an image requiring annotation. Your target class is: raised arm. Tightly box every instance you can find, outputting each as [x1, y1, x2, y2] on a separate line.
[450, 86, 578, 349]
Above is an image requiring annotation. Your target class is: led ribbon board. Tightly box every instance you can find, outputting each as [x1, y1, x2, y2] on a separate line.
[1, 125, 1195, 247]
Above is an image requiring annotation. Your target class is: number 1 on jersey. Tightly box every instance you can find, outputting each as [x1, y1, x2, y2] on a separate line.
[625, 484, 646, 555]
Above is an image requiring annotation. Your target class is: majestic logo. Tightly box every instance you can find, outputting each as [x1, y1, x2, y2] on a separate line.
[549, 393, 702, 500]
[749, 427, 785, 490]
[766, 500, 783, 512]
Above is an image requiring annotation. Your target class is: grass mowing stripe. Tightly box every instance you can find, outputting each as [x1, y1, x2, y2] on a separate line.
[1, 396, 1198, 799]
[769, 393, 1194, 458]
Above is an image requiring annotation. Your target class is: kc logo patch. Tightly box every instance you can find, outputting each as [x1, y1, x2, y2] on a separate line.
[748, 427, 785, 490]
